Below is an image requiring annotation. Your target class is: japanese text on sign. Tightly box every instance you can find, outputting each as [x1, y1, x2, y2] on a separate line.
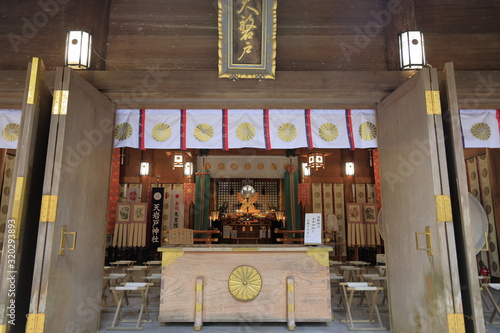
[304, 213, 322, 244]
[234, 0, 262, 64]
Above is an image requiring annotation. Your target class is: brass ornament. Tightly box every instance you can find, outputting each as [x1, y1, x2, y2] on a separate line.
[307, 248, 330, 267]
[162, 249, 184, 267]
[228, 265, 262, 301]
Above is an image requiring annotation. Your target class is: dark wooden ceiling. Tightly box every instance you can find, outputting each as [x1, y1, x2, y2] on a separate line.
[1, 0, 499, 71]
[0, 0, 499, 108]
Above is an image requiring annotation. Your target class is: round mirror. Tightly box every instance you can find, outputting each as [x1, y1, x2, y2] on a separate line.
[241, 185, 255, 198]
[377, 193, 489, 254]
[469, 193, 489, 254]
[377, 208, 385, 241]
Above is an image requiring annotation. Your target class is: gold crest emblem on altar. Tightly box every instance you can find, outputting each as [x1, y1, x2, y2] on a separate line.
[228, 265, 262, 301]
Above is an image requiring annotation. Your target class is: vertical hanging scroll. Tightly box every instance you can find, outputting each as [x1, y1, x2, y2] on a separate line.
[477, 155, 500, 277]
[322, 183, 334, 229]
[333, 183, 347, 256]
[218, 0, 277, 79]
[311, 183, 322, 214]
[150, 187, 164, 249]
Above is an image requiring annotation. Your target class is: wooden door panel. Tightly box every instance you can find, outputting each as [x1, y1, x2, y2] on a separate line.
[377, 68, 462, 332]
[0, 58, 52, 332]
[440, 62, 485, 332]
[29, 67, 115, 332]
[29, 67, 64, 316]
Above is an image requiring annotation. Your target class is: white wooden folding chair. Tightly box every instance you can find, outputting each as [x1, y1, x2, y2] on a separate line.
[107, 282, 153, 331]
[481, 283, 500, 325]
[340, 282, 386, 331]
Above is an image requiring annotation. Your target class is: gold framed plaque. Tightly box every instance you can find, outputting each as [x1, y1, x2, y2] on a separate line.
[218, 0, 277, 80]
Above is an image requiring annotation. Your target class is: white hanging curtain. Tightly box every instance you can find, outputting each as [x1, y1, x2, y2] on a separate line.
[460, 109, 500, 148]
[114, 109, 140, 148]
[144, 109, 181, 149]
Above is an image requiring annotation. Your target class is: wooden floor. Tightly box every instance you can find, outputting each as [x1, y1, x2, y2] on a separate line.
[99, 268, 390, 332]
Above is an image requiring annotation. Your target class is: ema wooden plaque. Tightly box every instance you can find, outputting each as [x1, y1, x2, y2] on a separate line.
[169, 228, 194, 245]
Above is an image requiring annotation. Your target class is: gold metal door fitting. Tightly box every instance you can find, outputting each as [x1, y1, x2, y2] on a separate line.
[415, 226, 433, 256]
[59, 226, 77, 256]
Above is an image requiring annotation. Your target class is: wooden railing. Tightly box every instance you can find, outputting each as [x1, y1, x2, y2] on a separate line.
[274, 230, 333, 244]
[163, 230, 220, 245]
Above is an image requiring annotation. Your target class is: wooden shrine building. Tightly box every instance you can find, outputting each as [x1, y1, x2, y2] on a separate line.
[0, 0, 500, 332]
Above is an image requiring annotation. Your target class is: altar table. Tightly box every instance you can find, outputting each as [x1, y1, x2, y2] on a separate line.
[158, 245, 332, 330]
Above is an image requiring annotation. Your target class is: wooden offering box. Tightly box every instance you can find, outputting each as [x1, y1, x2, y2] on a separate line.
[158, 245, 332, 330]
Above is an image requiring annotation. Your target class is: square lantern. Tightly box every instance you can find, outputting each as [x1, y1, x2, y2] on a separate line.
[398, 31, 426, 70]
[308, 152, 324, 170]
[65, 31, 92, 69]
[301, 162, 311, 177]
[345, 162, 355, 176]
[184, 162, 194, 176]
[140, 162, 149, 176]
[173, 153, 184, 168]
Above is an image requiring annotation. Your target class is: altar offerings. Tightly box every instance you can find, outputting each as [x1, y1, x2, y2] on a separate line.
[158, 245, 332, 330]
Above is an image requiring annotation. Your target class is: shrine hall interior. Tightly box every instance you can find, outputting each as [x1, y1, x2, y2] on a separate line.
[1, 1, 500, 332]
[1, 0, 500, 259]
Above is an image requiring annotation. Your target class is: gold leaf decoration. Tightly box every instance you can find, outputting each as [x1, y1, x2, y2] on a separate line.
[115, 122, 133, 141]
[471, 122, 491, 141]
[162, 250, 184, 267]
[307, 248, 330, 267]
[359, 121, 377, 141]
[2, 123, 20, 142]
[277, 123, 297, 142]
[228, 265, 262, 301]
[152, 123, 172, 142]
[194, 123, 214, 142]
[236, 122, 255, 141]
[319, 122, 339, 142]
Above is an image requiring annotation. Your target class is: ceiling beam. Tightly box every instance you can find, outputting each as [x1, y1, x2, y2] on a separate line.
[0, 70, 498, 109]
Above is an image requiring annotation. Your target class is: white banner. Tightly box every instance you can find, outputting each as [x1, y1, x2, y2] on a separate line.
[0, 109, 22, 149]
[351, 109, 378, 148]
[185, 109, 223, 149]
[169, 185, 185, 229]
[310, 109, 350, 148]
[460, 109, 500, 148]
[114, 109, 140, 148]
[227, 109, 266, 149]
[268, 109, 308, 149]
[144, 109, 181, 149]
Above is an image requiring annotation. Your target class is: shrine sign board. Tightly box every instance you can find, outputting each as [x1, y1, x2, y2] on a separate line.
[304, 213, 322, 245]
[218, 0, 277, 80]
[169, 228, 194, 245]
